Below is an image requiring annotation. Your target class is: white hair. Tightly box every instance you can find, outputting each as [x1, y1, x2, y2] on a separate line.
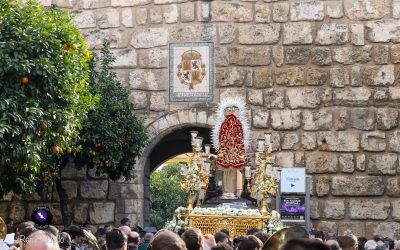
[364, 240, 378, 250]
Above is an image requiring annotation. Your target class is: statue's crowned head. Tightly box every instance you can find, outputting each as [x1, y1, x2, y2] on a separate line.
[224, 106, 238, 116]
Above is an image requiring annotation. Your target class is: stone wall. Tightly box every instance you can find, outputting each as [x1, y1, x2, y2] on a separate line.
[3, 0, 400, 238]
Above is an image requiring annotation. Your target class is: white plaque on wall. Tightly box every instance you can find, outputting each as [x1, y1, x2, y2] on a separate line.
[280, 168, 306, 193]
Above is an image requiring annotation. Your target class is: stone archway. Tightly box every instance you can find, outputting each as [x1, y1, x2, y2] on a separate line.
[135, 108, 216, 226]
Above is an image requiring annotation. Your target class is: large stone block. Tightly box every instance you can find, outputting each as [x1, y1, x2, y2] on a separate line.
[366, 20, 400, 42]
[80, 180, 109, 199]
[330, 67, 349, 88]
[264, 89, 285, 109]
[361, 132, 386, 152]
[310, 198, 320, 219]
[345, 0, 390, 20]
[332, 46, 371, 65]
[307, 68, 329, 85]
[215, 47, 229, 67]
[317, 131, 359, 152]
[305, 152, 337, 174]
[272, 46, 284, 67]
[163, 4, 179, 24]
[326, 1, 343, 18]
[229, 47, 270, 66]
[349, 200, 390, 220]
[331, 176, 384, 196]
[377, 109, 398, 130]
[248, 89, 263, 106]
[374, 45, 389, 64]
[169, 24, 216, 42]
[356, 154, 366, 171]
[284, 47, 311, 65]
[10, 202, 25, 222]
[78, 0, 109, 9]
[129, 69, 166, 90]
[366, 222, 400, 239]
[149, 6, 163, 23]
[131, 28, 168, 48]
[112, 49, 137, 68]
[216, 67, 251, 87]
[272, 2, 289, 22]
[333, 88, 371, 106]
[255, 3, 271, 23]
[316, 23, 349, 45]
[387, 177, 400, 196]
[61, 181, 78, 200]
[111, 0, 152, 6]
[311, 47, 332, 66]
[220, 88, 246, 100]
[128, 91, 148, 109]
[97, 9, 120, 28]
[362, 65, 395, 86]
[290, 0, 324, 21]
[138, 48, 167, 68]
[350, 108, 375, 130]
[337, 222, 366, 239]
[252, 109, 269, 128]
[121, 8, 133, 27]
[210, 2, 252, 22]
[275, 151, 294, 167]
[197, 1, 210, 21]
[302, 132, 317, 150]
[351, 66, 362, 86]
[389, 131, 400, 153]
[281, 132, 300, 150]
[73, 203, 88, 223]
[283, 22, 313, 45]
[61, 160, 86, 179]
[275, 67, 304, 86]
[254, 68, 273, 88]
[219, 24, 236, 44]
[73, 10, 97, 28]
[89, 202, 115, 224]
[393, 200, 400, 220]
[339, 154, 354, 173]
[149, 92, 167, 111]
[238, 24, 280, 44]
[314, 176, 330, 196]
[351, 24, 365, 45]
[302, 110, 332, 131]
[270, 110, 301, 130]
[323, 200, 345, 219]
[367, 153, 398, 175]
[286, 88, 321, 109]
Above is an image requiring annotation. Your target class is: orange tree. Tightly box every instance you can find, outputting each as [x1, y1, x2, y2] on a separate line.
[0, 1, 96, 197]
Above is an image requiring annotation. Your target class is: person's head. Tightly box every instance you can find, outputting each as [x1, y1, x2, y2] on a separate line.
[177, 228, 187, 237]
[233, 236, 245, 248]
[181, 228, 203, 250]
[104, 225, 114, 233]
[59, 232, 72, 250]
[358, 237, 367, 250]
[219, 229, 229, 237]
[246, 228, 260, 236]
[45, 225, 59, 237]
[310, 230, 325, 242]
[128, 232, 140, 247]
[68, 226, 85, 244]
[121, 218, 131, 227]
[215, 232, 229, 244]
[119, 226, 132, 236]
[144, 232, 154, 242]
[253, 232, 269, 244]
[106, 229, 127, 250]
[23, 230, 59, 250]
[325, 239, 341, 250]
[364, 240, 378, 250]
[280, 238, 329, 250]
[211, 243, 233, 250]
[337, 235, 357, 250]
[285, 226, 309, 241]
[150, 230, 186, 250]
[237, 235, 263, 250]
[19, 225, 37, 240]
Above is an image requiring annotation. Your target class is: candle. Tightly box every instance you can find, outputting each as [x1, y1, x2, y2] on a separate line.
[204, 161, 211, 174]
[245, 166, 252, 178]
[204, 144, 211, 154]
[258, 139, 265, 152]
[190, 131, 198, 144]
[180, 162, 187, 175]
[266, 164, 272, 175]
[272, 167, 277, 177]
[195, 137, 203, 151]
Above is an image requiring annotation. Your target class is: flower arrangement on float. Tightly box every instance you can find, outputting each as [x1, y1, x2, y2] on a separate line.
[191, 207, 261, 216]
[164, 207, 188, 232]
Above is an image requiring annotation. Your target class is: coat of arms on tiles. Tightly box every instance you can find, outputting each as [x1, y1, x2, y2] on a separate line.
[169, 42, 214, 102]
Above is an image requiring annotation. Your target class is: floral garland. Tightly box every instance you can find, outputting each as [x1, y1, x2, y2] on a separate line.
[264, 210, 284, 234]
[192, 207, 261, 216]
[181, 161, 201, 193]
[164, 207, 188, 233]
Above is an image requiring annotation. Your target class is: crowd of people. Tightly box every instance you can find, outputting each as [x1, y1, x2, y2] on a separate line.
[3, 218, 400, 250]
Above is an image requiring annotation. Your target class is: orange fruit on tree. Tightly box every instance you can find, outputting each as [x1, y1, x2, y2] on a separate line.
[70, 44, 78, 51]
[95, 143, 102, 149]
[63, 44, 69, 50]
[104, 160, 110, 167]
[51, 145, 60, 154]
[51, 171, 57, 177]
[21, 75, 29, 85]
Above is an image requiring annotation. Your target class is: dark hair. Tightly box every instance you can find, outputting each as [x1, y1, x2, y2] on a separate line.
[59, 232, 72, 250]
[19, 226, 37, 239]
[68, 226, 85, 238]
[281, 238, 329, 250]
[310, 230, 325, 242]
[254, 231, 269, 244]
[337, 236, 356, 250]
[121, 217, 131, 226]
[358, 237, 368, 250]
[106, 229, 127, 250]
[150, 230, 186, 250]
[285, 226, 309, 240]
[45, 225, 59, 236]
[211, 243, 233, 250]
[128, 235, 140, 244]
[177, 228, 186, 237]
[219, 229, 229, 237]
[181, 228, 202, 250]
[246, 227, 260, 236]
[237, 235, 263, 250]
[233, 236, 245, 247]
[215, 232, 229, 244]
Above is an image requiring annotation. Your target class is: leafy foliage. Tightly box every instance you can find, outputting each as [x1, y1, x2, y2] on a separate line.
[73, 42, 148, 180]
[0, 0, 96, 196]
[150, 163, 187, 229]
